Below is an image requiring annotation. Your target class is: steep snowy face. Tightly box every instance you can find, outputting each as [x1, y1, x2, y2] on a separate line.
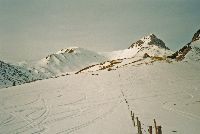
[184, 39, 200, 62]
[168, 29, 200, 61]
[31, 47, 108, 76]
[0, 61, 43, 88]
[184, 29, 200, 62]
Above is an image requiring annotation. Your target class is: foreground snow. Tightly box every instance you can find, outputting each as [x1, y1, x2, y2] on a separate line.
[0, 62, 200, 134]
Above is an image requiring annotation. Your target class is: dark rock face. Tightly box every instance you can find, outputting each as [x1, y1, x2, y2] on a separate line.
[168, 44, 192, 61]
[129, 40, 144, 48]
[192, 29, 200, 42]
[147, 34, 170, 50]
[143, 53, 150, 58]
[168, 29, 200, 61]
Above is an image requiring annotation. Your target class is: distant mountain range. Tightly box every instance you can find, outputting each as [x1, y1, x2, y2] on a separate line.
[0, 29, 200, 88]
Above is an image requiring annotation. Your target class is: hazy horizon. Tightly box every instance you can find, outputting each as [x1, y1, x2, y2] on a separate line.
[0, 0, 200, 62]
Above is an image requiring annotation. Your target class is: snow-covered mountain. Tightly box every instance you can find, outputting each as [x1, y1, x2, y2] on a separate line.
[0, 33, 174, 88]
[0, 60, 45, 88]
[128, 34, 172, 57]
[168, 29, 200, 62]
[129, 34, 169, 49]
[78, 34, 173, 73]
[24, 47, 108, 77]
[102, 34, 172, 60]
[3, 31, 199, 88]
[22, 34, 172, 77]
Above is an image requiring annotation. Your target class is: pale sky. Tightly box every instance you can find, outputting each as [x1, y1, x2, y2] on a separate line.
[0, 0, 200, 62]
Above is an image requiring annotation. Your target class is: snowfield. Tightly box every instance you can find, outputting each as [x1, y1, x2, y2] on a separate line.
[1, 31, 200, 134]
[0, 61, 200, 134]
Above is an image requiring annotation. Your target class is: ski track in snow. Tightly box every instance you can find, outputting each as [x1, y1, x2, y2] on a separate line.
[0, 62, 200, 134]
[115, 63, 200, 134]
[0, 72, 131, 134]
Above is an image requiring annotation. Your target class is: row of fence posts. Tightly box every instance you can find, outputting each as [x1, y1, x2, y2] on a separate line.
[120, 88, 162, 134]
[130, 111, 162, 134]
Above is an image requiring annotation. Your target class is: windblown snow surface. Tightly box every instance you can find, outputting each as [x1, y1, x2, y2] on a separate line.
[0, 61, 200, 134]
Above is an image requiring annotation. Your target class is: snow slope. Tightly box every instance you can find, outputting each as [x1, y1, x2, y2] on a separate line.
[184, 39, 200, 62]
[76, 55, 172, 74]
[25, 47, 108, 77]
[0, 61, 200, 134]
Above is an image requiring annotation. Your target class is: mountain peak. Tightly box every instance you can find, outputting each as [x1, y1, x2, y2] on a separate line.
[128, 34, 170, 50]
[44, 47, 79, 60]
[56, 47, 79, 54]
[147, 33, 156, 38]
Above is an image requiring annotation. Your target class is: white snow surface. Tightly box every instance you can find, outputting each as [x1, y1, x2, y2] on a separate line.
[101, 48, 139, 60]
[0, 62, 200, 134]
[184, 40, 200, 62]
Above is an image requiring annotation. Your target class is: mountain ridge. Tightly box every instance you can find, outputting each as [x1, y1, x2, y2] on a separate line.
[1, 30, 199, 89]
[168, 29, 200, 61]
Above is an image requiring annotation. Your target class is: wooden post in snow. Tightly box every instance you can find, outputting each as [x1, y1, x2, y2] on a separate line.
[136, 117, 139, 126]
[136, 117, 139, 133]
[136, 117, 142, 134]
[157, 126, 162, 134]
[148, 126, 152, 134]
[154, 119, 158, 134]
[132, 113, 135, 127]
[138, 121, 142, 134]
